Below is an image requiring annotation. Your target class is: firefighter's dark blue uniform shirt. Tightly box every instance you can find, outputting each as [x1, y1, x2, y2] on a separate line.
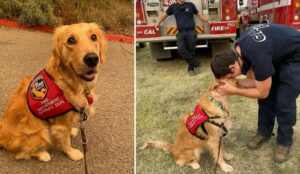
[236, 24, 300, 81]
[166, 2, 198, 31]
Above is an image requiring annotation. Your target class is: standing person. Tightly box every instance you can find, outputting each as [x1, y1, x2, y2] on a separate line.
[240, 7, 249, 18]
[210, 24, 300, 163]
[155, 0, 212, 76]
[235, 11, 241, 40]
[240, 7, 250, 34]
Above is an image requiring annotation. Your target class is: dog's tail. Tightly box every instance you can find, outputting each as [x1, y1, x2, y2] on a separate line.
[140, 141, 173, 152]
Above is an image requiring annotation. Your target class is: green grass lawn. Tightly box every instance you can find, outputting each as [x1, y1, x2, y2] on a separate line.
[136, 46, 300, 174]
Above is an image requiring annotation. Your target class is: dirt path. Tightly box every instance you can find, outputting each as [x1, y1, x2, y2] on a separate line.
[0, 27, 134, 174]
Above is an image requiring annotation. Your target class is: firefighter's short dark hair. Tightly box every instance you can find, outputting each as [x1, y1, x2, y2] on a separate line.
[211, 50, 237, 78]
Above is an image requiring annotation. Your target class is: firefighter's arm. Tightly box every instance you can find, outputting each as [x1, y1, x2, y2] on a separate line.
[234, 77, 271, 99]
[196, 13, 212, 25]
[155, 13, 168, 28]
[218, 77, 272, 99]
[237, 69, 255, 88]
[237, 78, 255, 88]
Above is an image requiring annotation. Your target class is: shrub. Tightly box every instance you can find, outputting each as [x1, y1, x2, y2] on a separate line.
[53, 0, 133, 35]
[19, 0, 58, 26]
[0, 0, 133, 35]
[0, 0, 22, 19]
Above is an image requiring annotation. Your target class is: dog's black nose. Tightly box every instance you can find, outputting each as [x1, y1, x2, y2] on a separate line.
[84, 53, 99, 67]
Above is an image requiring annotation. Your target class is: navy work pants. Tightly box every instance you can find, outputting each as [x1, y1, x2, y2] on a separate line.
[176, 30, 199, 71]
[257, 52, 300, 146]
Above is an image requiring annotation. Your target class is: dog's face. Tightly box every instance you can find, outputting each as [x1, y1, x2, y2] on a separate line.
[52, 23, 107, 82]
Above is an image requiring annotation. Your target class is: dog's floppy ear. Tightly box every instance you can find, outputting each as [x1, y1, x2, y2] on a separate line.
[212, 80, 220, 89]
[209, 80, 223, 91]
[92, 23, 107, 64]
[52, 25, 67, 66]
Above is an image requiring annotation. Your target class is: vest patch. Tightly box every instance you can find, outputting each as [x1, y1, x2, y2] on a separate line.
[27, 69, 74, 120]
[186, 105, 208, 134]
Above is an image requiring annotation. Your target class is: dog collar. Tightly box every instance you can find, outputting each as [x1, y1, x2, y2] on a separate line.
[207, 96, 225, 111]
[84, 89, 93, 105]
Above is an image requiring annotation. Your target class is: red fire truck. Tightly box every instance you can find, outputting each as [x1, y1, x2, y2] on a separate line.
[136, 0, 238, 59]
[248, 0, 300, 29]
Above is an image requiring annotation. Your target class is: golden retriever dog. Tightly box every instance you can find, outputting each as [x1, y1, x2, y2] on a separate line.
[140, 79, 237, 173]
[0, 23, 106, 161]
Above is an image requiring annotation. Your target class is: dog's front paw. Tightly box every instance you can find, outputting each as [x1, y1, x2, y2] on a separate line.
[224, 153, 234, 160]
[67, 148, 84, 161]
[189, 162, 200, 169]
[71, 128, 79, 138]
[37, 151, 52, 162]
[220, 164, 233, 173]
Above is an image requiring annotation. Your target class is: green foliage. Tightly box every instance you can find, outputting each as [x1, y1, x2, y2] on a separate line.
[19, 0, 58, 26]
[0, 0, 133, 35]
[54, 0, 133, 35]
[0, 0, 58, 26]
[0, 0, 22, 18]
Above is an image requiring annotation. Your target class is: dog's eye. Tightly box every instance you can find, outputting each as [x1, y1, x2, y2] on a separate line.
[67, 37, 76, 45]
[91, 34, 97, 41]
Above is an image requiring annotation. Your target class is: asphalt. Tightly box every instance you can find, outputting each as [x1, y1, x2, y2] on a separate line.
[0, 26, 134, 174]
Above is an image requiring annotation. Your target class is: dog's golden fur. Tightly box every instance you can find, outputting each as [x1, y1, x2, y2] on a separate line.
[0, 23, 106, 161]
[140, 79, 237, 173]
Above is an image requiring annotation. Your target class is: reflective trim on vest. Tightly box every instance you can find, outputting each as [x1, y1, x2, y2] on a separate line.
[27, 69, 74, 120]
[186, 105, 208, 134]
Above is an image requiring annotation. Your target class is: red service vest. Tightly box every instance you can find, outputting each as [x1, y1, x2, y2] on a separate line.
[27, 69, 74, 120]
[186, 105, 208, 134]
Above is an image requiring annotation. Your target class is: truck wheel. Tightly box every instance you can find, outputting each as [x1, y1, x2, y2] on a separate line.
[138, 43, 146, 48]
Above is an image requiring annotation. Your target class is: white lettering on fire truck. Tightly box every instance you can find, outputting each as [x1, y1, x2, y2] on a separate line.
[163, 0, 177, 6]
[211, 26, 224, 31]
[144, 30, 156, 35]
[211, 26, 231, 31]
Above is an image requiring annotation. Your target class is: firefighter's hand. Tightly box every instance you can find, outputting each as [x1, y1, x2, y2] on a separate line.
[207, 20, 213, 25]
[154, 23, 160, 30]
[216, 80, 238, 96]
